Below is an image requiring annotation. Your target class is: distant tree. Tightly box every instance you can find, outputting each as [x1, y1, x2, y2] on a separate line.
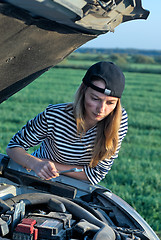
[154, 56, 161, 64]
[131, 55, 155, 64]
[94, 54, 108, 61]
[108, 53, 127, 66]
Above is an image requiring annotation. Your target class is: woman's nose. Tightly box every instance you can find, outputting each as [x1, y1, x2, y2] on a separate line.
[98, 101, 106, 113]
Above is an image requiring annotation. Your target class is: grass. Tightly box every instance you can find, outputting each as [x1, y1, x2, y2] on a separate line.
[0, 63, 161, 235]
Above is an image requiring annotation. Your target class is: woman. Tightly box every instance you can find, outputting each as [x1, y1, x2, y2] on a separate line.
[6, 61, 128, 185]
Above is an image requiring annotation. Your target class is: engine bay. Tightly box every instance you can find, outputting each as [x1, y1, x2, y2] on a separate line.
[0, 154, 159, 240]
[0, 186, 148, 240]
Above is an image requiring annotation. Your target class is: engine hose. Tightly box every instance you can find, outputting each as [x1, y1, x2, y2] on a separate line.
[93, 225, 116, 240]
[5, 192, 116, 240]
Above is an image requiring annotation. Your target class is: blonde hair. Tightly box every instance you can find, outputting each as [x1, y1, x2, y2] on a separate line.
[73, 82, 122, 168]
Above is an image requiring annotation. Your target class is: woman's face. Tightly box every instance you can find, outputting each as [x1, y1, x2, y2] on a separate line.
[84, 80, 118, 127]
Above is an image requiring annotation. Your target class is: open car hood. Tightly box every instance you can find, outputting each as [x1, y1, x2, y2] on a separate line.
[0, 0, 149, 103]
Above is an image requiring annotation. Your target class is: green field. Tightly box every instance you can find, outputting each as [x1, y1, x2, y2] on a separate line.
[0, 55, 161, 235]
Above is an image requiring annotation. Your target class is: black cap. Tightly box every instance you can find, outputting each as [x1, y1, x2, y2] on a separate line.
[82, 61, 125, 98]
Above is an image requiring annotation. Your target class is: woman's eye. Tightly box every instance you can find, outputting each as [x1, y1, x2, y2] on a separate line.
[92, 97, 98, 101]
[106, 101, 113, 105]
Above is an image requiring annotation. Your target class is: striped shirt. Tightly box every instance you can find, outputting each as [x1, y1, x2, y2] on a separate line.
[7, 103, 128, 185]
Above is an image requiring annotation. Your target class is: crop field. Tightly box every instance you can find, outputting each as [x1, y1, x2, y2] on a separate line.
[0, 54, 161, 235]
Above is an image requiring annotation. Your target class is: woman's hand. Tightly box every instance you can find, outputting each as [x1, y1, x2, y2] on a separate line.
[33, 159, 59, 180]
[6, 147, 59, 180]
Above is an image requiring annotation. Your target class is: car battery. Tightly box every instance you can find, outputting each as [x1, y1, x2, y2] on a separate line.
[13, 218, 38, 240]
[28, 212, 73, 240]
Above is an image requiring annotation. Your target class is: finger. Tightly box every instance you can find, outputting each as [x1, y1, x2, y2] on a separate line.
[47, 162, 57, 172]
[40, 166, 59, 179]
[38, 172, 47, 180]
[46, 162, 59, 177]
[43, 165, 54, 177]
[39, 168, 53, 180]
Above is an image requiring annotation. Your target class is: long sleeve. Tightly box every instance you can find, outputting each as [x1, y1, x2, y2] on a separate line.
[7, 108, 48, 151]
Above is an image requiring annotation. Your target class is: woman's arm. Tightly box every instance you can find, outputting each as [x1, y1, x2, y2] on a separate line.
[6, 147, 89, 181]
[53, 161, 89, 181]
[6, 147, 59, 179]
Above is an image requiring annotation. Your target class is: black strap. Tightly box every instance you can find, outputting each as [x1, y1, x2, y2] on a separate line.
[88, 83, 112, 96]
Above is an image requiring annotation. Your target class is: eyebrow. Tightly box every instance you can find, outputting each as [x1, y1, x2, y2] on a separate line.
[91, 93, 117, 102]
[90, 93, 102, 99]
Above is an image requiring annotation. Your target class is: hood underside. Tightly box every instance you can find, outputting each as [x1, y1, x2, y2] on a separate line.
[0, 0, 149, 103]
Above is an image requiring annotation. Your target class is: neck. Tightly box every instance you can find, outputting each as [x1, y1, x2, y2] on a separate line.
[84, 119, 97, 131]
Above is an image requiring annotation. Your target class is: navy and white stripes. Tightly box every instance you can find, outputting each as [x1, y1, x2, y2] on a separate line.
[7, 103, 128, 185]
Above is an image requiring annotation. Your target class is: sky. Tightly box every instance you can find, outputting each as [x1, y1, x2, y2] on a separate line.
[82, 0, 161, 50]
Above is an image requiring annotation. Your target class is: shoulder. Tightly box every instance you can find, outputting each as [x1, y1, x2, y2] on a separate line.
[45, 103, 73, 114]
[119, 107, 128, 136]
[122, 107, 128, 118]
[119, 107, 128, 132]
[46, 103, 70, 111]
[121, 107, 128, 124]
[44, 103, 74, 120]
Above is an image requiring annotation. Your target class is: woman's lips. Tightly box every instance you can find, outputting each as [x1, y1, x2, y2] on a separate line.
[93, 112, 103, 117]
